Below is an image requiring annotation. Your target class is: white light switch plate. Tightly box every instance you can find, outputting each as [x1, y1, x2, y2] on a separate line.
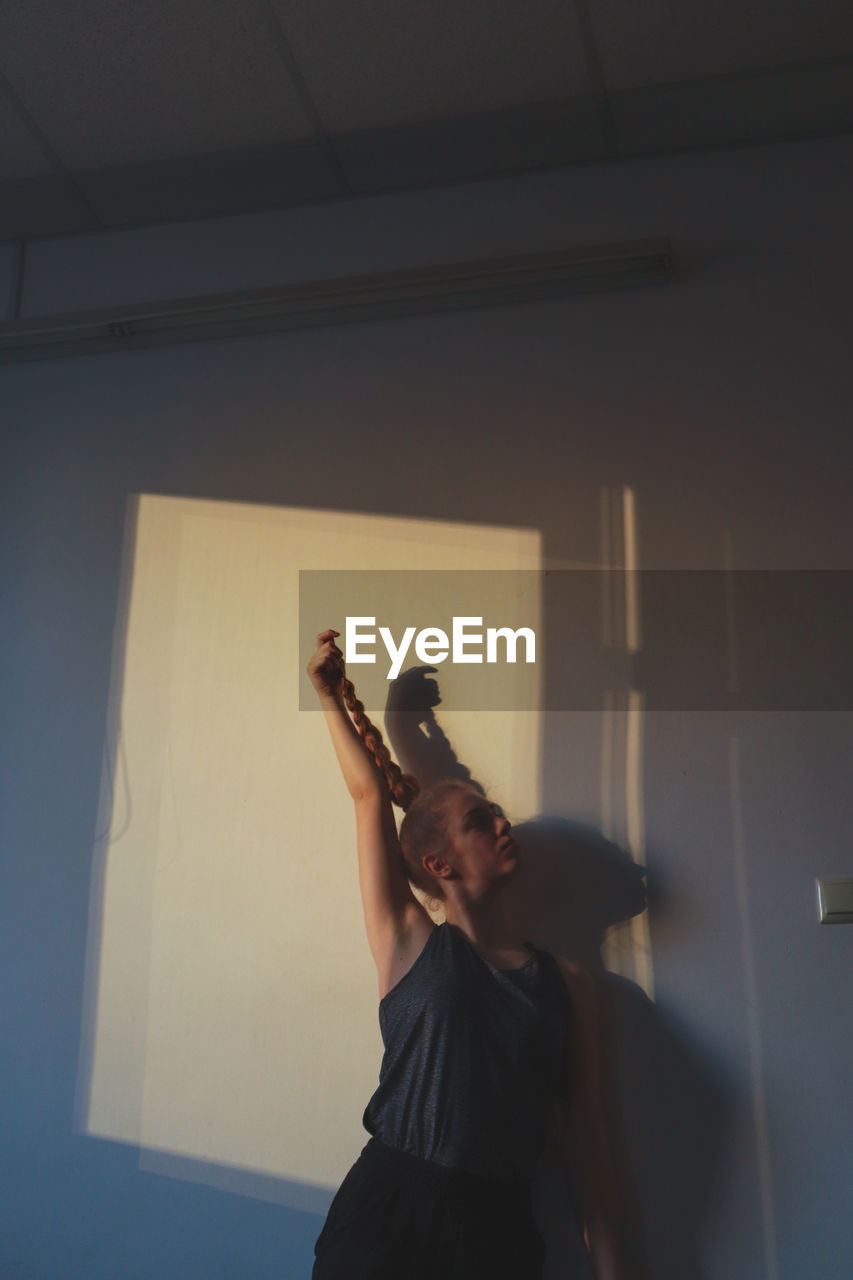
[816, 877, 853, 924]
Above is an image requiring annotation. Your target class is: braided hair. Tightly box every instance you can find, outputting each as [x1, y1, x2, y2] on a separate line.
[340, 672, 419, 810]
[340, 672, 478, 900]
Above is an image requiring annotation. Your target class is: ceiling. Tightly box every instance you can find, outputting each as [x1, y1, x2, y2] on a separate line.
[1, 0, 852, 244]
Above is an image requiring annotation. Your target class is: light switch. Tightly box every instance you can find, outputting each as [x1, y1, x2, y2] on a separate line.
[816, 877, 853, 924]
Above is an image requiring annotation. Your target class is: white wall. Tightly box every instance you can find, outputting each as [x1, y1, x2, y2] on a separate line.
[1, 133, 851, 1280]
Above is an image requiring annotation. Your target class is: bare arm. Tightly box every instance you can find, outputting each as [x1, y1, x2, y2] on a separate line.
[308, 631, 432, 990]
[316, 681, 387, 804]
[553, 960, 639, 1280]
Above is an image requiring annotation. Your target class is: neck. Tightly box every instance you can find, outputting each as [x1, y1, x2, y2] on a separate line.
[443, 891, 524, 955]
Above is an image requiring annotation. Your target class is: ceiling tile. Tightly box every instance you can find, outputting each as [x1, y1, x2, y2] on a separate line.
[0, 0, 319, 171]
[587, 0, 853, 91]
[613, 60, 853, 155]
[77, 141, 341, 228]
[272, 0, 595, 133]
[338, 98, 610, 192]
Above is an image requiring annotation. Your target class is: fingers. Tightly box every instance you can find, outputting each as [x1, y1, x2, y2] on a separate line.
[310, 628, 344, 679]
[306, 629, 346, 695]
[315, 629, 343, 665]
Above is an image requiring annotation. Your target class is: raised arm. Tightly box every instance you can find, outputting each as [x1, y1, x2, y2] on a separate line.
[307, 630, 433, 995]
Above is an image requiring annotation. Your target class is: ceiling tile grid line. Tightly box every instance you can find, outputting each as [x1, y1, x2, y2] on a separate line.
[0, 67, 104, 228]
[610, 54, 853, 157]
[8, 241, 26, 323]
[0, 105, 850, 248]
[615, 48, 853, 97]
[0, 101, 850, 248]
[255, 0, 351, 195]
[570, 0, 620, 153]
[0, 89, 57, 182]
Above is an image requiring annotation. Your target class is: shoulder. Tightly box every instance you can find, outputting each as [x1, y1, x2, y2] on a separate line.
[549, 956, 605, 1049]
[551, 954, 598, 1000]
[548, 956, 608, 1100]
[377, 907, 438, 1001]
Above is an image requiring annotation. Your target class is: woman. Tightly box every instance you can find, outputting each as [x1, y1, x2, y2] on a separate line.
[307, 629, 627, 1280]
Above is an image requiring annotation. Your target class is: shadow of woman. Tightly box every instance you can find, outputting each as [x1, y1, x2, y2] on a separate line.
[385, 668, 732, 1280]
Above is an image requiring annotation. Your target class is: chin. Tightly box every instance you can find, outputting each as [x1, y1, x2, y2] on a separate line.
[503, 855, 522, 882]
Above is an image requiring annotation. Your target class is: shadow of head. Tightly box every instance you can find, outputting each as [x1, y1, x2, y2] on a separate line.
[510, 817, 647, 964]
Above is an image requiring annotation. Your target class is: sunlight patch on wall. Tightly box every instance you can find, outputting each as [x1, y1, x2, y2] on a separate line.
[75, 495, 541, 1204]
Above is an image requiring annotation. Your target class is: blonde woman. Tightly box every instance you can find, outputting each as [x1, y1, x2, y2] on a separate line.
[308, 630, 627, 1280]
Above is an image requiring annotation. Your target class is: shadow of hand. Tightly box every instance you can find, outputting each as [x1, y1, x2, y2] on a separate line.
[385, 665, 441, 724]
[384, 666, 485, 793]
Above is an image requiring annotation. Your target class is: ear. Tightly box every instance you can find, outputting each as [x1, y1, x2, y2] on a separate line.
[422, 850, 455, 881]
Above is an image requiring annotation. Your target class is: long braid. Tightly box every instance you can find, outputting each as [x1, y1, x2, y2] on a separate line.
[340, 673, 420, 811]
[339, 671, 479, 903]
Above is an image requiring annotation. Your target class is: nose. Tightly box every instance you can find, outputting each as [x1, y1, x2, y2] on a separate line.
[495, 811, 511, 837]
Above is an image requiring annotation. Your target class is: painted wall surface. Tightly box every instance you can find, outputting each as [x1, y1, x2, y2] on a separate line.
[2, 133, 851, 1280]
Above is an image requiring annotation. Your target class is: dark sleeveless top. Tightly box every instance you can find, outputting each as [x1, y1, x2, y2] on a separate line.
[362, 921, 573, 1182]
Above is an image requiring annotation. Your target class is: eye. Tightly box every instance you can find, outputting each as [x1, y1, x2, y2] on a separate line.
[468, 807, 493, 830]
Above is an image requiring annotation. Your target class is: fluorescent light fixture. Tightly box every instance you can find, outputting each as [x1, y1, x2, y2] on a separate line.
[1, 238, 671, 364]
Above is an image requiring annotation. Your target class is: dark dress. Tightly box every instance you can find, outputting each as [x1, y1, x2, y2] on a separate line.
[312, 921, 573, 1280]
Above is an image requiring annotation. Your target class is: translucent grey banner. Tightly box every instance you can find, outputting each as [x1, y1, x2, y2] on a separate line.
[299, 570, 853, 711]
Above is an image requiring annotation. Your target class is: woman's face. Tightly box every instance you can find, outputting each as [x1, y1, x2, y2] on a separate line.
[432, 788, 521, 895]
